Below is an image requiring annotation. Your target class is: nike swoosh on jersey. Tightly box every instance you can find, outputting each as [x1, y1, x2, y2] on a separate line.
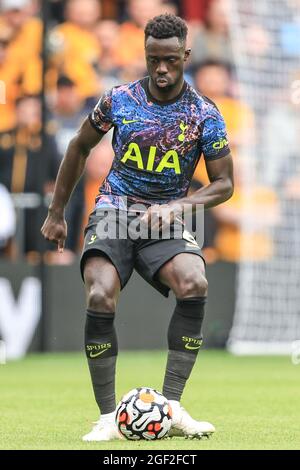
[122, 118, 139, 124]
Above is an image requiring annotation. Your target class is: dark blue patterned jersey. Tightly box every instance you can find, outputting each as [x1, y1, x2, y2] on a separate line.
[89, 77, 230, 210]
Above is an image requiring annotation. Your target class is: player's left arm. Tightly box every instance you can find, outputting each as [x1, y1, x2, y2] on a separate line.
[142, 154, 233, 228]
[173, 153, 234, 210]
[142, 104, 234, 226]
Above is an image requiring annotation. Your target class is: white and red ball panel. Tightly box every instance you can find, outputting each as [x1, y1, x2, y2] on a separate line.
[115, 387, 172, 440]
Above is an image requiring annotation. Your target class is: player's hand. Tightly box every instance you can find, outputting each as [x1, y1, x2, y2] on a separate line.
[140, 203, 182, 232]
[41, 211, 67, 253]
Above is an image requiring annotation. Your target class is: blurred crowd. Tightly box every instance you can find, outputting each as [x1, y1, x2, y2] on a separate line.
[0, 0, 299, 265]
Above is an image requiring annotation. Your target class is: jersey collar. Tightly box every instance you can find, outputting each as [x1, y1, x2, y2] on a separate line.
[141, 77, 187, 106]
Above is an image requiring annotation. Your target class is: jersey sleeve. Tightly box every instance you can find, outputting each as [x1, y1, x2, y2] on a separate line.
[89, 89, 114, 134]
[201, 104, 231, 161]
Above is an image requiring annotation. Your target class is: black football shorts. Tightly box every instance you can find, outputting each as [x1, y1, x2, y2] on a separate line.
[80, 209, 205, 297]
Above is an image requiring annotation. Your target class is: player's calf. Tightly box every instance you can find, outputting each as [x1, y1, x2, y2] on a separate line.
[161, 296, 215, 438]
[163, 296, 206, 401]
[85, 310, 118, 415]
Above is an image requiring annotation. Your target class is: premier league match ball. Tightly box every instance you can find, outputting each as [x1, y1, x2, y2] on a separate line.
[115, 387, 172, 440]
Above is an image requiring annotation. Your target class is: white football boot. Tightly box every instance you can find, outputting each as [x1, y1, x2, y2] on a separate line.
[168, 401, 215, 439]
[82, 412, 123, 442]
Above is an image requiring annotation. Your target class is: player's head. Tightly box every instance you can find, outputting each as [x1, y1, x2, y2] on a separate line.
[144, 14, 191, 90]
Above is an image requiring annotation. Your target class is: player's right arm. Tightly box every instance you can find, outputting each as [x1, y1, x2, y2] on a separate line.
[41, 118, 105, 251]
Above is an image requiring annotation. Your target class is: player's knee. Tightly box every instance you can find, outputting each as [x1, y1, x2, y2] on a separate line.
[87, 284, 116, 313]
[176, 273, 208, 298]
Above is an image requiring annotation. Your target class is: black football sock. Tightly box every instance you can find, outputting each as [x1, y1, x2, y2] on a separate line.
[163, 297, 206, 402]
[85, 310, 118, 415]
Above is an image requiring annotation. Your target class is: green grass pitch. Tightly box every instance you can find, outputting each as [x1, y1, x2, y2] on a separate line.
[0, 350, 299, 450]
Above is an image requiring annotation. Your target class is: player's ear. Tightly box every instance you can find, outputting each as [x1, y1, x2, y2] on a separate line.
[184, 49, 191, 61]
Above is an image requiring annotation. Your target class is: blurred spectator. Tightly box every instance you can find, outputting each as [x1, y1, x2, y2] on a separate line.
[182, 0, 210, 22]
[94, 19, 122, 90]
[0, 0, 42, 132]
[194, 60, 254, 151]
[0, 0, 42, 58]
[192, 59, 262, 263]
[160, 0, 178, 15]
[189, 0, 233, 66]
[262, 69, 300, 196]
[49, 0, 65, 24]
[94, 15, 148, 87]
[193, 59, 254, 192]
[118, 55, 147, 84]
[212, 157, 279, 262]
[263, 97, 300, 189]
[243, 24, 271, 58]
[50, 75, 90, 156]
[261, 79, 300, 264]
[47, 75, 90, 258]
[48, 0, 102, 99]
[0, 24, 17, 132]
[116, 0, 162, 68]
[0, 95, 59, 255]
[187, 178, 219, 263]
[101, 0, 118, 19]
[83, 133, 114, 232]
[0, 183, 16, 257]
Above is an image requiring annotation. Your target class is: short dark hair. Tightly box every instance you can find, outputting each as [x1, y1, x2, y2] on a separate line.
[57, 75, 76, 89]
[145, 14, 188, 44]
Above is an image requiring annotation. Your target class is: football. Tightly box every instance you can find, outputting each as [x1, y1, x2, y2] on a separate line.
[115, 387, 172, 440]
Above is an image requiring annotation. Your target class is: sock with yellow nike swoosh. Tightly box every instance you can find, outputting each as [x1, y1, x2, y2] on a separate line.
[85, 310, 118, 414]
[162, 297, 206, 401]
